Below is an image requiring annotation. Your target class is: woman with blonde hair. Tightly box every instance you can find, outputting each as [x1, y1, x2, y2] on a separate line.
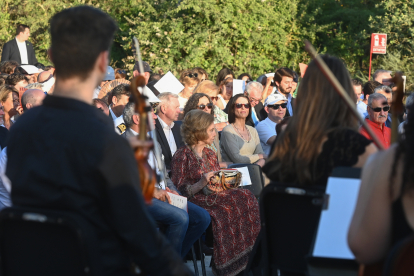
[178, 69, 200, 111]
[171, 109, 260, 276]
[263, 55, 377, 187]
[0, 85, 21, 130]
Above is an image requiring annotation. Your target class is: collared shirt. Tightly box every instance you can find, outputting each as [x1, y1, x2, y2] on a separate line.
[359, 118, 391, 149]
[256, 117, 277, 156]
[158, 116, 177, 156]
[251, 108, 260, 126]
[109, 107, 126, 134]
[286, 93, 293, 116]
[356, 101, 368, 119]
[15, 38, 28, 65]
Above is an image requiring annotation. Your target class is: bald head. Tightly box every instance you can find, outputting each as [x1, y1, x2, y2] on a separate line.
[21, 89, 45, 111]
[37, 71, 52, 83]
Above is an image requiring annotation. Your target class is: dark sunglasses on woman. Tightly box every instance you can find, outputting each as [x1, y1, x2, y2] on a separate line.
[197, 103, 213, 110]
[185, 73, 198, 78]
[369, 105, 390, 112]
[235, 103, 250, 109]
[268, 103, 287, 109]
[210, 96, 218, 101]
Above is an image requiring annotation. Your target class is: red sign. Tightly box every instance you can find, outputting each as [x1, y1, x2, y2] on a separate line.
[371, 33, 387, 54]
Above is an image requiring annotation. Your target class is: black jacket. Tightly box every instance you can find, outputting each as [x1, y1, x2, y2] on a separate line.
[7, 95, 191, 276]
[155, 118, 184, 170]
[1, 38, 37, 65]
[246, 102, 267, 127]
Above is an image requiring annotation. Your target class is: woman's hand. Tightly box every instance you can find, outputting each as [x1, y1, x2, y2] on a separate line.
[255, 159, 266, 167]
[15, 106, 23, 115]
[201, 171, 217, 186]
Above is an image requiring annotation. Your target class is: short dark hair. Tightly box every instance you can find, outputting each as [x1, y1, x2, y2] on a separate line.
[6, 74, 28, 86]
[50, 6, 117, 80]
[216, 68, 235, 86]
[148, 73, 162, 83]
[351, 78, 363, 87]
[183, 93, 214, 117]
[16, 24, 29, 36]
[227, 94, 252, 124]
[237, 73, 253, 83]
[362, 81, 382, 100]
[274, 67, 295, 84]
[111, 84, 131, 101]
[0, 61, 19, 74]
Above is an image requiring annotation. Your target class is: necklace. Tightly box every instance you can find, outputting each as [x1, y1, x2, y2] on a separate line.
[232, 123, 251, 143]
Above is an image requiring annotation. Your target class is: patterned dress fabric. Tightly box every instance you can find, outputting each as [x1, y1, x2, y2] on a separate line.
[171, 146, 261, 276]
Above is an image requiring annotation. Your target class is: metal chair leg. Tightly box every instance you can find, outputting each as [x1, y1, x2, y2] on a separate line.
[198, 238, 206, 276]
[191, 245, 199, 276]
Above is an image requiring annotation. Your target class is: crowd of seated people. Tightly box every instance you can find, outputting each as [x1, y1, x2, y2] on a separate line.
[1, 8, 414, 275]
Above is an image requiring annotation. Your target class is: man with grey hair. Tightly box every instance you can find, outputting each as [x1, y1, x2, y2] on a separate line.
[21, 88, 45, 111]
[121, 101, 139, 138]
[155, 92, 184, 170]
[374, 85, 393, 127]
[373, 69, 393, 86]
[360, 93, 391, 149]
[244, 81, 266, 127]
[398, 92, 414, 134]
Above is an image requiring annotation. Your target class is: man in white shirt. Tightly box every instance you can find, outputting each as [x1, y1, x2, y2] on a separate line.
[256, 94, 287, 155]
[155, 92, 184, 170]
[109, 83, 130, 134]
[1, 24, 38, 65]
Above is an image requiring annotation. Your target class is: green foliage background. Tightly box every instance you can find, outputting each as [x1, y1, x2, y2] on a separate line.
[1, 0, 413, 86]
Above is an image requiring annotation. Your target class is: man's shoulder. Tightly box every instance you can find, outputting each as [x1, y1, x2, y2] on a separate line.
[3, 39, 16, 48]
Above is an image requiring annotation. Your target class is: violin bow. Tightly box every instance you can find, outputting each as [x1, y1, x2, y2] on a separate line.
[132, 37, 165, 184]
[304, 40, 385, 150]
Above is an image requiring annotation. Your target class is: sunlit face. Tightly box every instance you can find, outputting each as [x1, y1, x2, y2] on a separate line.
[266, 100, 287, 121]
[277, 76, 294, 95]
[203, 89, 219, 104]
[163, 97, 180, 122]
[2, 92, 19, 115]
[21, 28, 30, 41]
[222, 81, 233, 98]
[204, 123, 216, 145]
[375, 72, 392, 86]
[353, 85, 362, 102]
[197, 96, 212, 114]
[234, 97, 250, 119]
[367, 98, 388, 125]
[15, 80, 28, 91]
[247, 90, 263, 108]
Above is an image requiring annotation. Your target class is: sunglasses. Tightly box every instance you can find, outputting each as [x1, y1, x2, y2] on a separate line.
[185, 73, 198, 78]
[268, 103, 287, 109]
[369, 105, 390, 112]
[197, 103, 213, 110]
[235, 103, 251, 109]
[210, 96, 218, 101]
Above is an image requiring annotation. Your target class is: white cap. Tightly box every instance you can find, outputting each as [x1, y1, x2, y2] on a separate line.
[103, 66, 115, 81]
[264, 93, 287, 106]
[20, 65, 41, 75]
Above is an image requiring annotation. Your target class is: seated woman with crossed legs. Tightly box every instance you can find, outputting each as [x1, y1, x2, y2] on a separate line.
[171, 110, 260, 276]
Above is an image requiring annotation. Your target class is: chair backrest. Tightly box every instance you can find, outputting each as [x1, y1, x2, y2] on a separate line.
[383, 235, 414, 276]
[228, 163, 264, 197]
[260, 183, 326, 275]
[0, 206, 103, 276]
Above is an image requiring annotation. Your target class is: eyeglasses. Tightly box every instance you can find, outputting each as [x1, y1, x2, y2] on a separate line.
[185, 73, 198, 78]
[235, 103, 250, 109]
[369, 105, 390, 112]
[197, 103, 213, 110]
[268, 103, 287, 109]
[210, 96, 218, 101]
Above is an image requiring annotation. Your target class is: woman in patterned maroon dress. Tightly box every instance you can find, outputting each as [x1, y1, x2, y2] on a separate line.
[171, 110, 260, 276]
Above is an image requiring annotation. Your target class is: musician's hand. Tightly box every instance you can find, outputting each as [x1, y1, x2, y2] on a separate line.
[153, 188, 171, 204]
[127, 137, 153, 150]
[166, 187, 179, 195]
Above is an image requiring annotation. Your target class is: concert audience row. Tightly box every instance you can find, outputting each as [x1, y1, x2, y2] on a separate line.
[0, 6, 412, 275]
